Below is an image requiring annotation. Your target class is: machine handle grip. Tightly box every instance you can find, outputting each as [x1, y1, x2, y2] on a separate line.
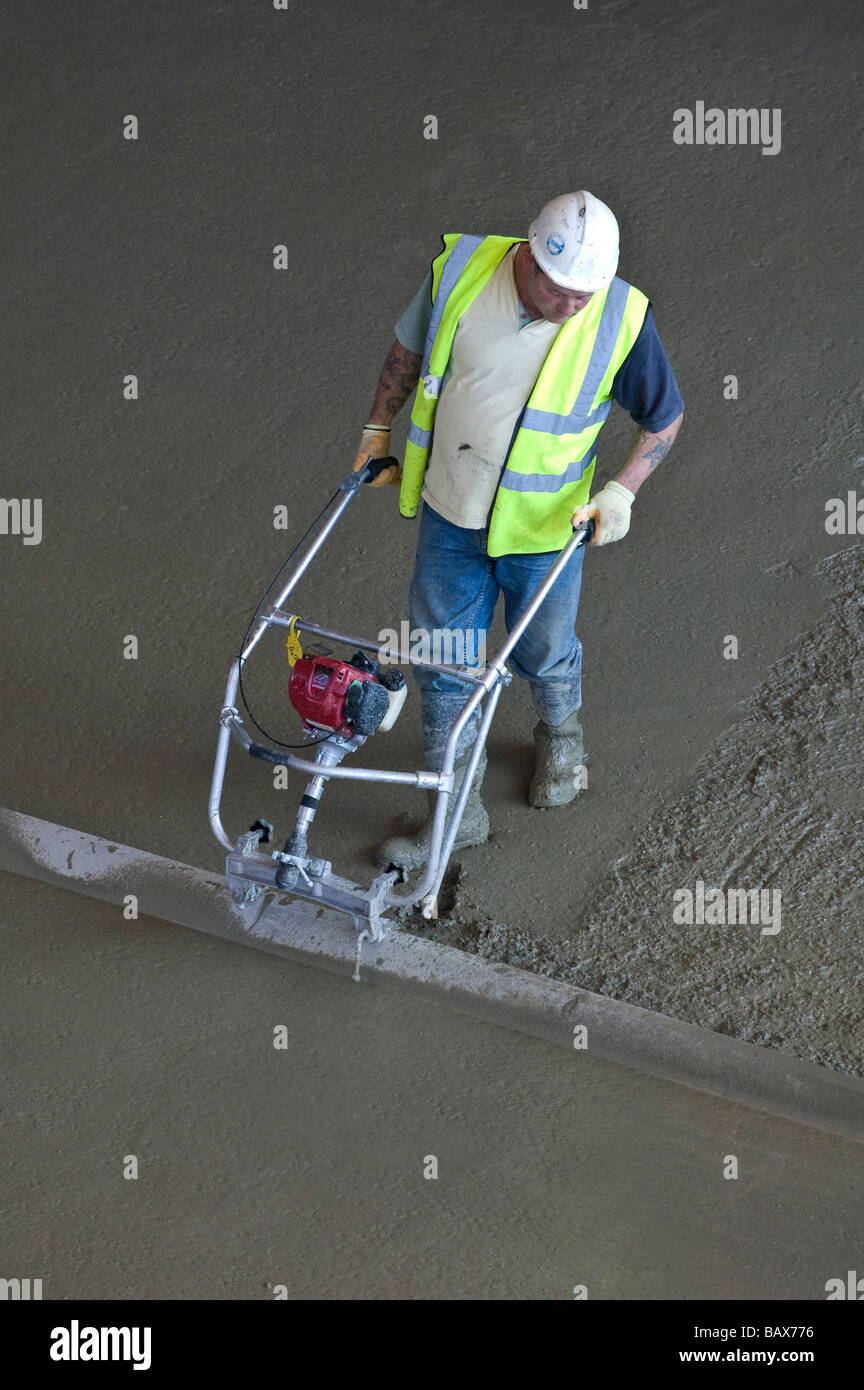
[572, 516, 596, 545]
[249, 742, 294, 768]
[359, 455, 401, 483]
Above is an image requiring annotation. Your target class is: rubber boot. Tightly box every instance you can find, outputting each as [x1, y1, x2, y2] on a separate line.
[375, 750, 489, 871]
[528, 709, 585, 808]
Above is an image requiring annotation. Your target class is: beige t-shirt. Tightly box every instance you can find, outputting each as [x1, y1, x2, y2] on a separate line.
[421, 246, 563, 528]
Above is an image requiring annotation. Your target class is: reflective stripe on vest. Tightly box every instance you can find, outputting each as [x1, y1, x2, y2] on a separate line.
[499, 442, 597, 492]
[406, 233, 503, 454]
[399, 233, 649, 556]
[517, 276, 631, 438]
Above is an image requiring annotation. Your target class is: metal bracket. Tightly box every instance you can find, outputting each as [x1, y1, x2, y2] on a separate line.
[364, 868, 401, 944]
[227, 830, 272, 926]
[224, 842, 400, 965]
[351, 869, 400, 981]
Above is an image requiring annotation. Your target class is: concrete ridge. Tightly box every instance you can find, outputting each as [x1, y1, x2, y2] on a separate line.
[2, 808, 863, 1142]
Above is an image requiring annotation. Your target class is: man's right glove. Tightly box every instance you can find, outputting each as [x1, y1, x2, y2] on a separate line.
[351, 425, 402, 488]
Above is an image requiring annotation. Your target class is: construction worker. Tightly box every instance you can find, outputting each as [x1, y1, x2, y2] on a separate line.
[352, 191, 684, 870]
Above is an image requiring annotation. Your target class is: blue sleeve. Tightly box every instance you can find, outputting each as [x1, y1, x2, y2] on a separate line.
[394, 269, 434, 356]
[611, 306, 684, 432]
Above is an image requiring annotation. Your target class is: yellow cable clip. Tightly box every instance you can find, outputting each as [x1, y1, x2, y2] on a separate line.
[285, 616, 303, 668]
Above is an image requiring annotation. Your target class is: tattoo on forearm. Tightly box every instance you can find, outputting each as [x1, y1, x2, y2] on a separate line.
[639, 431, 674, 469]
[374, 341, 421, 420]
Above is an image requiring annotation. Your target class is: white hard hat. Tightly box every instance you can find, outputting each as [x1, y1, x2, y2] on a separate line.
[527, 191, 620, 293]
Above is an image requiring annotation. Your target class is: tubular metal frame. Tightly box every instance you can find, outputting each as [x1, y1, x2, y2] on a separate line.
[209, 463, 591, 940]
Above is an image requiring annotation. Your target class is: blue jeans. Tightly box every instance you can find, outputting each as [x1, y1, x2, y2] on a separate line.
[408, 502, 584, 762]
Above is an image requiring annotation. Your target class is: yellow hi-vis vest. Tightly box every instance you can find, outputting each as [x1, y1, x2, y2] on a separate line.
[399, 233, 650, 557]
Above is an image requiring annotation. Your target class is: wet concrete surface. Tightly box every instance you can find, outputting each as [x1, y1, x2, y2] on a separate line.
[404, 546, 864, 1077]
[2, 0, 862, 1296]
[4, 876, 864, 1301]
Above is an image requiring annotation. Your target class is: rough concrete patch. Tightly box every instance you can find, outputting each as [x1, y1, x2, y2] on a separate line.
[403, 547, 864, 1079]
[790, 382, 864, 485]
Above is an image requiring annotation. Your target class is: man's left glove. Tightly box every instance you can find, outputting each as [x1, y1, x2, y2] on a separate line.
[571, 479, 635, 546]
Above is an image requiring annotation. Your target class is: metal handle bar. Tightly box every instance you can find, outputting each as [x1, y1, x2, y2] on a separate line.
[211, 471, 597, 852]
[243, 509, 596, 777]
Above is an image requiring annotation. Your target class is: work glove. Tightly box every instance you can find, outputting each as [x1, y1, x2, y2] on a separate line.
[571, 479, 635, 546]
[351, 425, 402, 488]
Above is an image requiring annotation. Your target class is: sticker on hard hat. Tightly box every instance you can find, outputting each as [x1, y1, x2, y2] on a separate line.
[546, 234, 565, 255]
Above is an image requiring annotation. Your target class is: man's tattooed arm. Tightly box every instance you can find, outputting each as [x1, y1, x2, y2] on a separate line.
[642, 431, 675, 469]
[367, 339, 422, 425]
[614, 412, 684, 495]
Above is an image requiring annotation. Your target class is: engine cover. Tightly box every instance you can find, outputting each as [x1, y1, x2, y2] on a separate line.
[289, 654, 393, 739]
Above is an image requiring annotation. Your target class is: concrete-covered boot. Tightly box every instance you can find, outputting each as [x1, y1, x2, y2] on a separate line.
[375, 751, 489, 872]
[528, 709, 585, 808]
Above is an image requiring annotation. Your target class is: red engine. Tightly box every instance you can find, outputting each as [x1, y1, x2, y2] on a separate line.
[289, 652, 401, 739]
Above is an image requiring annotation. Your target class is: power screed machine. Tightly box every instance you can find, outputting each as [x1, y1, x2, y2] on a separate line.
[208, 456, 593, 974]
